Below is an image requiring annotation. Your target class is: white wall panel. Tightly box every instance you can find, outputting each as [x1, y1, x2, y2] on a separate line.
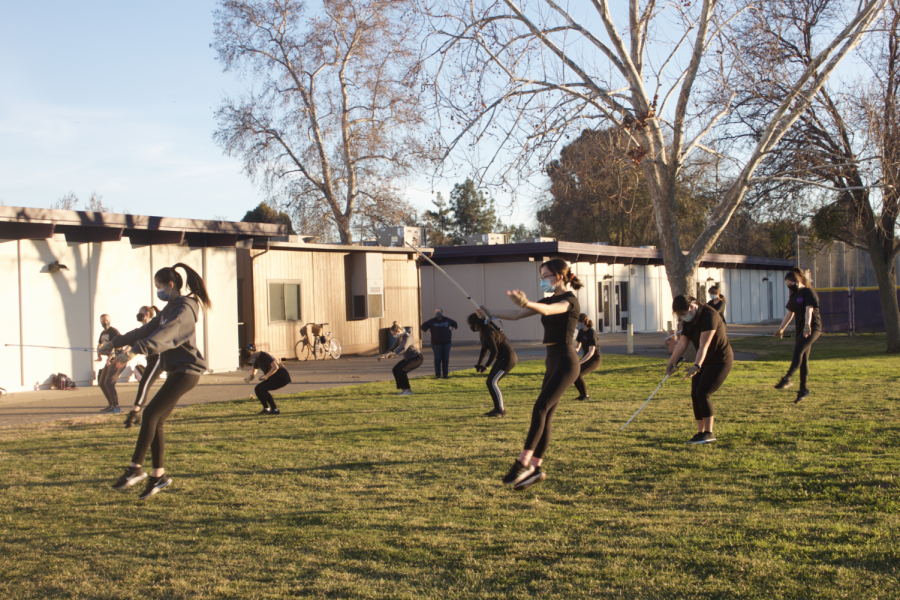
[205, 248, 239, 372]
[0, 241, 22, 389]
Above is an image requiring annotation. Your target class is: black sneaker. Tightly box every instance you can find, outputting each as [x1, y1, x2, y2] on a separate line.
[124, 410, 142, 429]
[686, 432, 706, 444]
[699, 432, 716, 444]
[575, 395, 589, 401]
[502, 461, 535, 486]
[100, 405, 115, 414]
[270, 408, 280, 415]
[258, 409, 271, 415]
[514, 467, 547, 491]
[794, 389, 811, 404]
[484, 409, 507, 417]
[112, 466, 148, 490]
[138, 475, 173, 500]
[774, 377, 793, 390]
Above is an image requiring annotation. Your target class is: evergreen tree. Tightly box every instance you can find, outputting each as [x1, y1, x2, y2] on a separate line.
[424, 192, 453, 246]
[449, 178, 500, 243]
[241, 202, 297, 235]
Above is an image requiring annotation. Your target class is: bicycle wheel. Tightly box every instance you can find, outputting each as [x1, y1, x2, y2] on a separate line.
[295, 340, 311, 361]
[312, 341, 326, 361]
[328, 338, 342, 359]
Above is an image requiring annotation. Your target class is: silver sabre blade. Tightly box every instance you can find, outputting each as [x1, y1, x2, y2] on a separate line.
[5, 344, 94, 352]
[620, 356, 685, 431]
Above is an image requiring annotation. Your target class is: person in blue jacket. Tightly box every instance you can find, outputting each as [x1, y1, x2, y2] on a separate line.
[420, 307, 458, 379]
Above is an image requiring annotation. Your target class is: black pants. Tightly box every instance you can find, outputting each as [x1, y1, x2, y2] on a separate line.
[133, 354, 162, 409]
[785, 330, 820, 389]
[690, 360, 733, 420]
[98, 363, 125, 407]
[131, 372, 200, 469]
[524, 344, 580, 459]
[255, 367, 291, 410]
[393, 355, 424, 389]
[574, 353, 602, 397]
[432, 343, 452, 377]
[487, 350, 518, 412]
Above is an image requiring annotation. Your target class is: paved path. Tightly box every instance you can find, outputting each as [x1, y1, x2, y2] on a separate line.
[0, 324, 777, 429]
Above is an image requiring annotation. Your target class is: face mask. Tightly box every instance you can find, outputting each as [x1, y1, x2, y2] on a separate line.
[157, 286, 172, 301]
[101, 322, 110, 329]
[576, 324, 583, 330]
[540, 279, 555, 293]
[787, 282, 798, 292]
[679, 310, 696, 322]
[435, 312, 442, 319]
[249, 356, 257, 365]
[136, 313, 144, 322]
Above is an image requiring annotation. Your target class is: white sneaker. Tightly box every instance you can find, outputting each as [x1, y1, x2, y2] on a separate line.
[397, 389, 413, 396]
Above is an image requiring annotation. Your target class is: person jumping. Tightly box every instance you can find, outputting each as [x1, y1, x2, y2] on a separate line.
[469, 312, 517, 417]
[773, 267, 821, 403]
[103, 263, 212, 500]
[480, 258, 582, 491]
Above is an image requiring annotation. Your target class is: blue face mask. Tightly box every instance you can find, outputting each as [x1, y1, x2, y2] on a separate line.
[576, 324, 583, 330]
[540, 279, 555, 293]
[157, 286, 171, 301]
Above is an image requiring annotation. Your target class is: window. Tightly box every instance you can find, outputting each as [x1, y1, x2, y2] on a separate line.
[268, 281, 301, 322]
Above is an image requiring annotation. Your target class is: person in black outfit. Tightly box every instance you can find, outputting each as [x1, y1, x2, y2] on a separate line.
[469, 313, 518, 417]
[421, 308, 458, 379]
[707, 286, 726, 322]
[124, 305, 162, 428]
[573, 314, 601, 401]
[480, 258, 582, 491]
[667, 295, 734, 444]
[96, 314, 123, 414]
[773, 267, 821, 403]
[382, 329, 424, 395]
[105, 263, 212, 501]
[245, 350, 291, 415]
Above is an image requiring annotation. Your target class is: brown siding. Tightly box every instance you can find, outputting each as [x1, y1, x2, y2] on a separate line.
[247, 248, 421, 359]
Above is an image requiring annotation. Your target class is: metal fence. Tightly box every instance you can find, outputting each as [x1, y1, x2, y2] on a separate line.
[817, 288, 900, 334]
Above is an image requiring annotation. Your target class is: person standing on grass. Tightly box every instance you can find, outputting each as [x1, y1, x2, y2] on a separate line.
[773, 267, 821, 404]
[573, 314, 601, 401]
[421, 307, 457, 379]
[102, 263, 212, 501]
[381, 328, 424, 396]
[96, 314, 123, 414]
[469, 312, 517, 417]
[707, 286, 726, 322]
[244, 350, 290, 415]
[124, 305, 162, 429]
[666, 294, 733, 445]
[479, 258, 582, 491]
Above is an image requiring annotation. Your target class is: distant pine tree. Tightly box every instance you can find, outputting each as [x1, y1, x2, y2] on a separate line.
[241, 202, 296, 235]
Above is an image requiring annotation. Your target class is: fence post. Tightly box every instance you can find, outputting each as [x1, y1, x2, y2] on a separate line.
[627, 323, 634, 354]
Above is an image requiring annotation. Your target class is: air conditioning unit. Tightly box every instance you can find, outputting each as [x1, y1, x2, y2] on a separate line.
[463, 232, 508, 245]
[376, 226, 426, 248]
[512, 237, 556, 244]
[350, 252, 384, 319]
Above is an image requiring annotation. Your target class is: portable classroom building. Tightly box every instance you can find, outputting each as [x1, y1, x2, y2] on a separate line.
[236, 240, 429, 359]
[0, 206, 286, 392]
[419, 241, 794, 344]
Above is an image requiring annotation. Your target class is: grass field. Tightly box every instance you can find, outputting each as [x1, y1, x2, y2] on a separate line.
[1, 334, 899, 599]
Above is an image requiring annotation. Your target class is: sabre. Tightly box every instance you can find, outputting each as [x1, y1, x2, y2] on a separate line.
[620, 356, 684, 431]
[665, 330, 682, 341]
[5, 344, 94, 352]
[405, 242, 501, 331]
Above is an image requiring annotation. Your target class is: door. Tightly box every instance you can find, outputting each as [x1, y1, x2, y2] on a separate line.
[767, 281, 774, 320]
[618, 282, 629, 329]
[600, 282, 611, 332]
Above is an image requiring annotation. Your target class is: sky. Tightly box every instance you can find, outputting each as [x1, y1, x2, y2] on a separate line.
[0, 0, 487, 226]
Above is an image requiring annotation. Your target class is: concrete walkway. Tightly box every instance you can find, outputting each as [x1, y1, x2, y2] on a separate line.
[0, 324, 777, 429]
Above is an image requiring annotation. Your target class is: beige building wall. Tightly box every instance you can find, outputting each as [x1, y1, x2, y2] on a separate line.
[0, 241, 23, 390]
[204, 247, 239, 373]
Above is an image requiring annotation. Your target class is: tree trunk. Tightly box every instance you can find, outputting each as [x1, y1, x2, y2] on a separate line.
[866, 243, 900, 353]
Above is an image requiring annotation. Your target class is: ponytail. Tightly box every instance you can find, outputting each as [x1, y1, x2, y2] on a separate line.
[155, 263, 213, 309]
[709, 286, 725, 301]
[786, 267, 812, 290]
[141, 305, 160, 318]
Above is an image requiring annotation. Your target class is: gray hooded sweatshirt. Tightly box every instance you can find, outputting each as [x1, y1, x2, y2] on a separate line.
[112, 295, 208, 374]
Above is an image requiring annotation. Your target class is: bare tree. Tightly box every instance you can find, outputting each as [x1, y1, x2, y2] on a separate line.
[52, 191, 79, 211]
[84, 192, 111, 213]
[423, 0, 884, 296]
[212, 0, 431, 244]
[731, 0, 900, 351]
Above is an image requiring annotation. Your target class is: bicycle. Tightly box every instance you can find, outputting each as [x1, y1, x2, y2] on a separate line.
[295, 323, 341, 361]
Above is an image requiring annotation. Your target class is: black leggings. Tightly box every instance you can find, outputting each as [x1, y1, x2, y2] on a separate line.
[255, 367, 291, 410]
[133, 354, 162, 409]
[574, 353, 602, 397]
[131, 372, 200, 469]
[98, 363, 125, 407]
[690, 360, 733, 420]
[785, 330, 820, 389]
[393, 355, 424, 389]
[524, 344, 580, 459]
[487, 350, 517, 412]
